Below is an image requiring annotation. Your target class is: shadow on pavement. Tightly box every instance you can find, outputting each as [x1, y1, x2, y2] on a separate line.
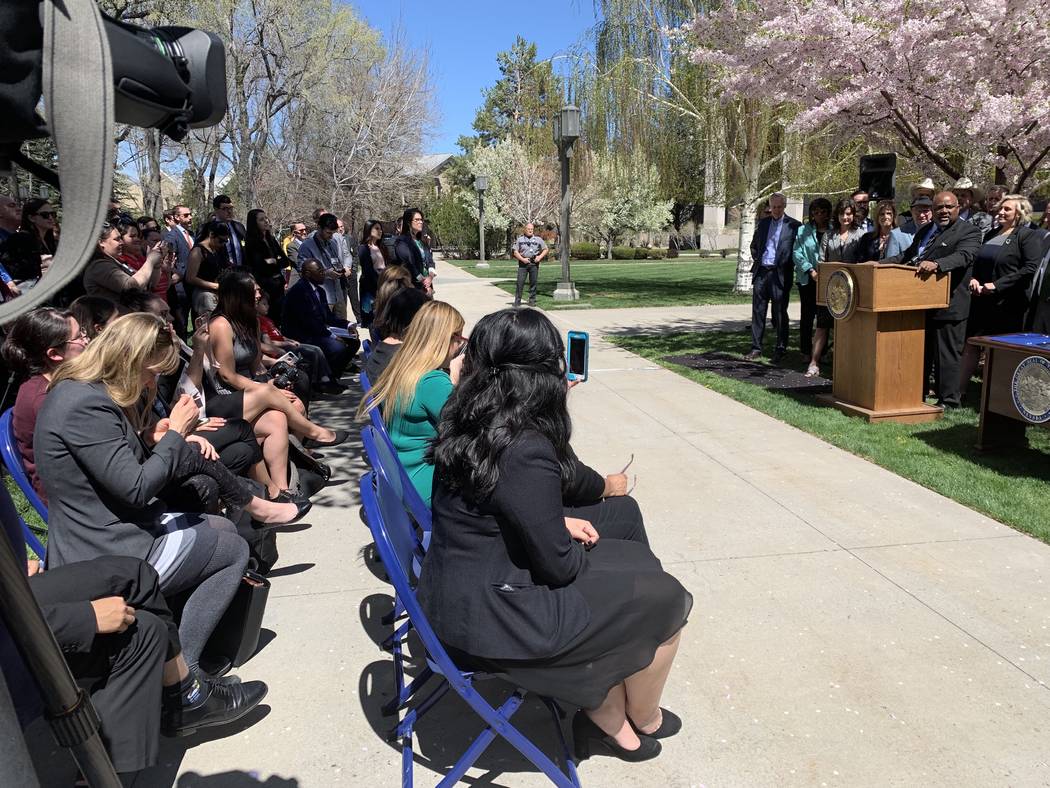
[357, 658, 572, 788]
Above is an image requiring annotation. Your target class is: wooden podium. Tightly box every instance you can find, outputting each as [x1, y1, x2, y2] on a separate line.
[816, 262, 950, 424]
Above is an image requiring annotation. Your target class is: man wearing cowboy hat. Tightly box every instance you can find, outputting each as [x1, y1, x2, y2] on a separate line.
[951, 177, 984, 224]
[900, 178, 937, 233]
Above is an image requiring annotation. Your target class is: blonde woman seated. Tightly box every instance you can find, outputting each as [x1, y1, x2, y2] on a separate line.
[35, 314, 305, 675]
[358, 301, 465, 505]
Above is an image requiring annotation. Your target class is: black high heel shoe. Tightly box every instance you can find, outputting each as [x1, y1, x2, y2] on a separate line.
[628, 707, 681, 740]
[572, 711, 661, 763]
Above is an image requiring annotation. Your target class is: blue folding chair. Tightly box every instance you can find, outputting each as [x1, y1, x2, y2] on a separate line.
[0, 409, 47, 560]
[361, 426, 435, 714]
[0, 409, 48, 524]
[360, 473, 580, 788]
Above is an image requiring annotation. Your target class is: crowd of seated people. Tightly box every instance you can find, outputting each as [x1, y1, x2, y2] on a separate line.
[0, 195, 386, 777]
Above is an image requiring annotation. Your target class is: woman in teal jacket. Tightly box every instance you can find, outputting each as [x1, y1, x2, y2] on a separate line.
[792, 197, 832, 377]
[357, 300, 466, 505]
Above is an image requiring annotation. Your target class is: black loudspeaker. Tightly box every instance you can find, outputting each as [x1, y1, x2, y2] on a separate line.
[859, 153, 898, 200]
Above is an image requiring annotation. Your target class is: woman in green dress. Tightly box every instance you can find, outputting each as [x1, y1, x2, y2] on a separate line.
[358, 300, 466, 504]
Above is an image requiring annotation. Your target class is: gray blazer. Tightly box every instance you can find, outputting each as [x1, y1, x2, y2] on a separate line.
[34, 380, 186, 568]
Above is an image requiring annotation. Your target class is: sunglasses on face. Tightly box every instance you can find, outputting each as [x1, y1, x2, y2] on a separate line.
[35, 211, 56, 219]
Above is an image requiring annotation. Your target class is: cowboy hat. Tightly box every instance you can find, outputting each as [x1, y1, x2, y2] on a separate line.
[951, 177, 984, 202]
[909, 177, 936, 198]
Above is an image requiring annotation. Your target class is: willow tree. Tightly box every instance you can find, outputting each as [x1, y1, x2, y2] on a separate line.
[580, 0, 867, 291]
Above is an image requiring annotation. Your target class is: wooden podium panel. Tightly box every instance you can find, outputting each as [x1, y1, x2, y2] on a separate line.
[816, 263, 950, 423]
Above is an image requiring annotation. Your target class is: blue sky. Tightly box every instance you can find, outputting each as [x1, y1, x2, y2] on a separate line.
[350, 0, 596, 154]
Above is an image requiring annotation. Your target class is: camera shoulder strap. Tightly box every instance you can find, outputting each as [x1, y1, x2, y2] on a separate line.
[0, 0, 114, 323]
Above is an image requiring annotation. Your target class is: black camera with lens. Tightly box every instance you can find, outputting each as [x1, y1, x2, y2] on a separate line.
[270, 361, 299, 391]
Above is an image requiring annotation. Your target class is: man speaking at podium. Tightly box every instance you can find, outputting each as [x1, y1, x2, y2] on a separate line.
[877, 191, 981, 408]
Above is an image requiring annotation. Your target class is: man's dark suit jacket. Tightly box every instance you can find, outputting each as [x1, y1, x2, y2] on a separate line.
[884, 219, 982, 321]
[281, 276, 347, 345]
[749, 215, 802, 275]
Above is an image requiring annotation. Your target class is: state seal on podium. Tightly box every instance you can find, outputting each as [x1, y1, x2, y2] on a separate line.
[1012, 355, 1050, 424]
[825, 269, 857, 321]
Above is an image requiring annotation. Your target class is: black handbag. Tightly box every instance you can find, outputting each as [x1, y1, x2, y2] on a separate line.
[202, 570, 270, 668]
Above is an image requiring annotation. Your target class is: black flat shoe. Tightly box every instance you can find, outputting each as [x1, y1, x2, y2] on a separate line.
[302, 429, 349, 449]
[628, 708, 681, 740]
[253, 500, 312, 529]
[572, 710, 661, 763]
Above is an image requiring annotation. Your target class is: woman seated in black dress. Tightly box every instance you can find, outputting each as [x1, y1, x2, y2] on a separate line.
[958, 194, 1043, 392]
[418, 308, 691, 763]
[206, 268, 348, 450]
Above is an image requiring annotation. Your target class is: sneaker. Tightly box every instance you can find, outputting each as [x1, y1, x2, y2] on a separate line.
[744, 350, 762, 361]
[162, 678, 268, 737]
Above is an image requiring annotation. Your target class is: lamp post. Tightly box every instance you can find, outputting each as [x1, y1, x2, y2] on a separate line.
[552, 105, 581, 301]
[474, 175, 489, 269]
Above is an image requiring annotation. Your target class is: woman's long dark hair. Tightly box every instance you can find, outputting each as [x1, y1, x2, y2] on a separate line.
[1, 307, 72, 378]
[399, 208, 422, 240]
[69, 296, 118, 340]
[213, 268, 260, 341]
[20, 198, 58, 253]
[428, 308, 573, 501]
[373, 287, 427, 341]
[360, 218, 383, 244]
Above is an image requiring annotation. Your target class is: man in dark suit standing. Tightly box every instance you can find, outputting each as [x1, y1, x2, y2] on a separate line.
[209, 194, 246, 268]
[879, 190, 982, 408]
[282, 259, 360, 378]
[164, 204, 195, 337]
[746, 192, 801, 363]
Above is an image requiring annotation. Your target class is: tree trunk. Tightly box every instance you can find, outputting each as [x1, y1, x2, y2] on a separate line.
[702, 109, 726, 253]
[143, 129, 163, 218]
[734, 175, 760, 293]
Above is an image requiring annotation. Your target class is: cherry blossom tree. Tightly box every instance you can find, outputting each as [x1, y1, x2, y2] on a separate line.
[682, 0, 1050, 191]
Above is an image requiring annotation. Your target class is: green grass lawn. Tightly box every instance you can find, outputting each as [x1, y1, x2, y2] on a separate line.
[444, 258, 749, 310]
[4, 474, 46, 559]
[611, 330, 1050, 544]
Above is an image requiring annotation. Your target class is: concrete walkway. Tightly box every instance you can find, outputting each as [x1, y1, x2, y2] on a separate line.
[75, 263, 1049, 786]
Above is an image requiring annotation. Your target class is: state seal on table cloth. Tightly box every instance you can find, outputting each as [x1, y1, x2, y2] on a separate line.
[1012, 355, 1050, 424]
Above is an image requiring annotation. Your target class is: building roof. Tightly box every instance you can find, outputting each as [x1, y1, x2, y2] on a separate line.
[404, 153, 455, 177]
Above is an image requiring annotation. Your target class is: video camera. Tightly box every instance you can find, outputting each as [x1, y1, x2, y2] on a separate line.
[0, 0, 228, 323]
